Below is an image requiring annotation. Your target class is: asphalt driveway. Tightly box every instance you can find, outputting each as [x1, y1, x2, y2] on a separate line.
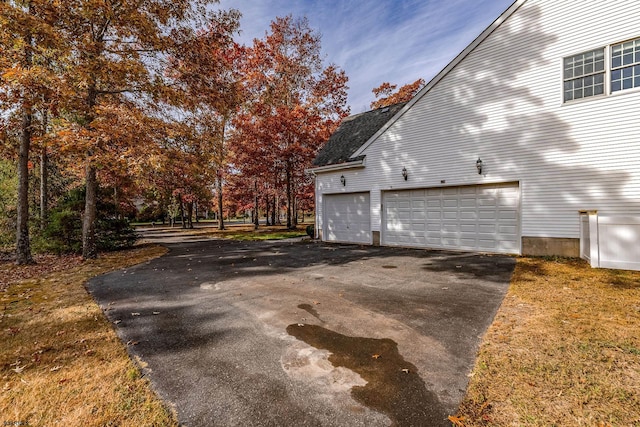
[87, 237, 515, 426]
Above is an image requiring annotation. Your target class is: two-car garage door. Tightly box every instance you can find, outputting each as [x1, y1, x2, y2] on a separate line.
[383, 183, 520, 254]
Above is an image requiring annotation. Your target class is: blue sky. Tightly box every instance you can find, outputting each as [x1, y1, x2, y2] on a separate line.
[218, 0, 515, 112]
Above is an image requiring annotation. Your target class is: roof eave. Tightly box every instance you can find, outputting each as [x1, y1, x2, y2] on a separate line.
[306, 158, 366, 175]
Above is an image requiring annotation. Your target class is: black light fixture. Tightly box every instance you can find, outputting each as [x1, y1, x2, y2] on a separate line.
[402, 167, 408, 181]
[476, 158, 483, 175]
[340, 175, 346, 186]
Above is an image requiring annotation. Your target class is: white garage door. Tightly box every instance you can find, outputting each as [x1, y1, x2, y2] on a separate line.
[324, 193, 371, 244]
[383, 183, 520, 254]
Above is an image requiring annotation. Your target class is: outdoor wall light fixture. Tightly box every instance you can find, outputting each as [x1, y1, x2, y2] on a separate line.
[402, 167, 408, 181]
[340, 175, 346, 186]
[476, 158, 483, 174]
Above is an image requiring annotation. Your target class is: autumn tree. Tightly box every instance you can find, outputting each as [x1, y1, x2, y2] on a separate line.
[370, 78, 425, 109]
[0, 0, 64, 264]
[53, 0, 216, 259]
[236, 16, 349, 229]
[166, 9, 246, 230]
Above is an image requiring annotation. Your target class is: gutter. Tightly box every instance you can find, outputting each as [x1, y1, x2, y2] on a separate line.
[305, 158, 365, 175]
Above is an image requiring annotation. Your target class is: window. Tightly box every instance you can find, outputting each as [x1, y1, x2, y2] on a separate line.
[611, 38, 640, 92]
[563, 37, 640, 103]
[563, 48, 605, 102]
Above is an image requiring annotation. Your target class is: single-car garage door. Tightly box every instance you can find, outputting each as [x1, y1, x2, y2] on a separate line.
[383, 183, 520, 254]
[324, 193, 371, 244]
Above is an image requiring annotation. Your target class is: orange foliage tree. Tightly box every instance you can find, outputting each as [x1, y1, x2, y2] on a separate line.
[165, 9, 246, 230]
[234, 16, 349, 229]
[52, 0, 216, 258]
[370, 78, 425, 109]
[0, 0, 65, 264]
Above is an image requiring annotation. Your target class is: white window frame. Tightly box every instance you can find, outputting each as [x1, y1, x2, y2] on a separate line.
[610, 38, 640, 93]
[562, 36, 640, 104]
[562, 47, 606, 102]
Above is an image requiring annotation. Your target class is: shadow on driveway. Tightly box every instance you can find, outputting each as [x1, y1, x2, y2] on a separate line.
[88, 238, 514, 426]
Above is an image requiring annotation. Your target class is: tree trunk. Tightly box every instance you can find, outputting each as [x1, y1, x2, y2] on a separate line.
[179, 196, 186, 229]
[40, 134, 48, 231]
[271, 195, 276, 226]
[186, 201, 193, 228]
[16, 7, 34, 265]
[16, 109, 33, 265]
[217, 173, 225, 230]
[286, 164, 292, 229]
[113, 185, 119, 219]
[265, 195, 270, 226]
[292, 184, 298, 228]
[254, 181, 259, 230]
[82, 163, 98, 259]
[82, 72, 99, 259]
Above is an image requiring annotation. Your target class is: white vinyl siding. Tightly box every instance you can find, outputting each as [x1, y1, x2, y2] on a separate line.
[315, 0, 640, 245]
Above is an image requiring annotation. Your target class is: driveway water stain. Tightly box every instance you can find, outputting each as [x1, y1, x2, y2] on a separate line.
[297, 303, 322, 321]
[286, 324, 449, 426]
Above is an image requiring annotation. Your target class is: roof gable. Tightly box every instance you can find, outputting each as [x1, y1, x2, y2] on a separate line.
[351, 0, 527, 159]
[312, 102, 407, 167]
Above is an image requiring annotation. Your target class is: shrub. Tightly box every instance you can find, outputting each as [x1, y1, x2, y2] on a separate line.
[40, 208, 83, 254]
[38, 186, 138, 254]
[96, 218, 138, 251]
[306, 224, 315, 238]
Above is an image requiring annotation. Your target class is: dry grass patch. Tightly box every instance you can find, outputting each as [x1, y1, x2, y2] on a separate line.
[142, 224, 308, 241]
[455, 257, 640, 427]
[0, 245, 177, 427]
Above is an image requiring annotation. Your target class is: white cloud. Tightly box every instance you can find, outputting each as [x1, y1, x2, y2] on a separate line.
[217, 0, 515, 111]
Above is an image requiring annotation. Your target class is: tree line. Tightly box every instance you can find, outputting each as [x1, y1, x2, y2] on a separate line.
[1, 0, 351, 263]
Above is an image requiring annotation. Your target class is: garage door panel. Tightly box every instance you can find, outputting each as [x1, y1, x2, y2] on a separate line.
[479, 210, 497, 220]
[499, 225, 517, 234]
[460, 224, 477, 233]
[499, 210, 517, 220]
[478, 224, 496, 233]
[411, 221, 426, 230]
[478, 239, 498, 249]
[443, 211, 458, 220]
[412, 210, 426, 220]
[460, 198, 477, 208]
[383, 183, 520, 254]
[478, 198, 497, 207]
[459, 210, 477, 220]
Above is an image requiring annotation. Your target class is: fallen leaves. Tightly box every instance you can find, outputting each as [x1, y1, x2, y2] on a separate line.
[0, 254, 83, 291]
[448, 415, 465, 426]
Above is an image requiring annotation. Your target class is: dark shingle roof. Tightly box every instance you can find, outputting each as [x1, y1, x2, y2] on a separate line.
[312, 102, 407, 167]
